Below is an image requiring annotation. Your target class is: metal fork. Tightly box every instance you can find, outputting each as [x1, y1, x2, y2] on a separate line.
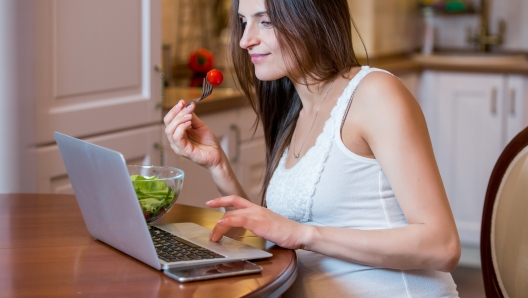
[185, 78, 213, 107]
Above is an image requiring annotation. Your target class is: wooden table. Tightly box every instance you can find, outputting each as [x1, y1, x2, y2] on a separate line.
[0, 194, 297, 297]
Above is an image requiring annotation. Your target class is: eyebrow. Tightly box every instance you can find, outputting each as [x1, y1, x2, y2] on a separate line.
[238, 11, 268, 18]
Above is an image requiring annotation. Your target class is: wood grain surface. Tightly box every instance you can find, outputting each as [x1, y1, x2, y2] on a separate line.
[0, 194, 296, 298]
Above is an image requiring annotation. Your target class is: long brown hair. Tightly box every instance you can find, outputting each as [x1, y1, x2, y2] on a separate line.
[228, 0, 361, 205]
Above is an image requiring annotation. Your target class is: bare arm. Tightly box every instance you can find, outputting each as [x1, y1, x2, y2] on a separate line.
[301, 72, 460, 271]
[207, 73, 460, 272]
[209, 155, 248, 199]
[163, 100, 248, 199]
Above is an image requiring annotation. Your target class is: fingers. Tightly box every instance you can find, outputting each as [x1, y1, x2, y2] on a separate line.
[164, 100, 195, 128]
[163, 100, 193, 124]
[210, 224, 232, 242]
[172, 115, 192, 141]
[207, 197, 256, 242]
[164, 101, 196, 144]
[163, 100, 184, 125]
[210, 216, 249, 242]
[205, 196, 254, 210]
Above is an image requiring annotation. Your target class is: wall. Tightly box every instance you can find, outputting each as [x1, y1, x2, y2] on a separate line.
[162, 0, 528, 71]
[348, 0, 421, 59]
[163, 0, 422, 76]
[0, 0, 36, 193]
[162, 0, 229, 73]
[434, 0, 528, 51]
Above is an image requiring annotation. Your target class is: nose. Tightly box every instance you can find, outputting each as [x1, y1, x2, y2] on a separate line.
[239, 24, 260, 49]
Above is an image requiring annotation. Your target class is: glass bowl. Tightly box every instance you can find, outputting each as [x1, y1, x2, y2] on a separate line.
[127, 165, 184, 223]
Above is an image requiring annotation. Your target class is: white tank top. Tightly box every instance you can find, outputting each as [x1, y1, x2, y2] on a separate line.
[266, 66, 459, 298]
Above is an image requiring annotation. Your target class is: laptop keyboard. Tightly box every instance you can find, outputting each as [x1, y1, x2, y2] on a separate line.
[149, 226, 225, 263]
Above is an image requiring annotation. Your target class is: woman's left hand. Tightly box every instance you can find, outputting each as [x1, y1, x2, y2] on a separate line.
[206, 196, 309, 250]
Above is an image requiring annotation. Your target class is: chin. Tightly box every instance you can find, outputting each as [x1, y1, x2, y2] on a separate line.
[254, 67, 287, 82]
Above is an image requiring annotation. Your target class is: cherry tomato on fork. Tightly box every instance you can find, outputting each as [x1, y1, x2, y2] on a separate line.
[206, 69, 223, 86]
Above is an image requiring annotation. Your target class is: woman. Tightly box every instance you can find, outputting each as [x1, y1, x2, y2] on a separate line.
[163, 0, 461, 296]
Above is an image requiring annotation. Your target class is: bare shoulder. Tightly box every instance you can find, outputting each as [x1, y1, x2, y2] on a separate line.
[343, 70, 428, 154]
[350, 71, 424, 130]
[353, 71, 418, 113]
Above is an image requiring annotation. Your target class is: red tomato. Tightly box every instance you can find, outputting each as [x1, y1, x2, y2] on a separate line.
[207, 69, 223, 86]
[143, 211, 152, 221]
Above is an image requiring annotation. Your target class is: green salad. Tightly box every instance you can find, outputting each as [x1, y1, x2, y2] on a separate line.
[130, 174, 175, 221]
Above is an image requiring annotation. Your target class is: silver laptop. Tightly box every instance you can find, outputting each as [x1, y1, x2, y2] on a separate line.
[54, 132, 272, 270]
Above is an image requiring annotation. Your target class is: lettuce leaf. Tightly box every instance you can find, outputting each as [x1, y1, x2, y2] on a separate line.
[130, 175, 174, 217]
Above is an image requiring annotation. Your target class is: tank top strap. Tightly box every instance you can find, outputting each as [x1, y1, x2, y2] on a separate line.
[367, 67, 393, 75]
[336, 66, 394, 131]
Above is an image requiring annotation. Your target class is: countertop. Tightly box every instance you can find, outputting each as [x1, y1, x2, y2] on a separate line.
[163, 86, 248, 115]
[163, 53, 528, 114]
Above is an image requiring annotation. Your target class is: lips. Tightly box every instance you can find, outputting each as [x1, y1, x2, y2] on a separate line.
[250, 53, 269, 63]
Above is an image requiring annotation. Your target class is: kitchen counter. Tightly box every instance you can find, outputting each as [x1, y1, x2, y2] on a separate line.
[367, 52, 528, 75]
[408, 53, 528, 74]
[162, 86, 248, 114]
[163, 53, 528, 113]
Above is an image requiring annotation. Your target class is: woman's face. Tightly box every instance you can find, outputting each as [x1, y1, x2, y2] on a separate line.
[238, 0, 288, 81]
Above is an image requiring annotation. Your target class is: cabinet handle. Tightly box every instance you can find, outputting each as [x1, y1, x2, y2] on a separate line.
[153, 142, 165, 166]
[229, 124, 241, 163]
[491, 87, 497, 115]
[510, 88, 516, 116]
[154, 65, 165, 109]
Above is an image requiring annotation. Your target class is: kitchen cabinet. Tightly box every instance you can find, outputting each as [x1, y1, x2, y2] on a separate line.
[419, 71, 527, 247]
[163, 106, 266, 209]
[29, 0, 163, 193]
[347, 0, 419, 59]
[36, 125, 164, 194]
[233, 108, 266, 206]
[234, 137, 266, 206]
[505, 76, 528, 142]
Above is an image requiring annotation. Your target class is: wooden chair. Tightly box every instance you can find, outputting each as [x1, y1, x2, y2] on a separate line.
[481, 126, 528, 298]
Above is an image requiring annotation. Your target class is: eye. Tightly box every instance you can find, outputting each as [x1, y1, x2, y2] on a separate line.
[239, 17, 247, 29]
[260, 15, 273, 28]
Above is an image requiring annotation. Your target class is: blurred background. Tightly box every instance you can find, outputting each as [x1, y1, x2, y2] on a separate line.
[1, 1, 528, 296]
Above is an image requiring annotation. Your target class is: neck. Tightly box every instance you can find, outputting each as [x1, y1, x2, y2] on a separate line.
[292, 78, 336, 112]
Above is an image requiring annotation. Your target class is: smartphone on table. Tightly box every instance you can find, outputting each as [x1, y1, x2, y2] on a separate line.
[164, 260, 262, 282]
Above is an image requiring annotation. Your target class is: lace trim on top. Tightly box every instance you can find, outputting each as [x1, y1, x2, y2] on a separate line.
[266, 66, 372, 222]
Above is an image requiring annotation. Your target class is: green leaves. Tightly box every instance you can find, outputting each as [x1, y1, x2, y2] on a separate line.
[131, 175, 174, 216]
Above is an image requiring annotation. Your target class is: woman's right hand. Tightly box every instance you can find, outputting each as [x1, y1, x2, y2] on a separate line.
[163, 100, 223, 170]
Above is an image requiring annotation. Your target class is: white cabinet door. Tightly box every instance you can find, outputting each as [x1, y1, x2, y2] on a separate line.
[36, 124, 163, 194]
[435, 72, 505, 246]
[505, 75, 528, 143]
[236, 137, 266, 206]
[165, 153, 222, 209]
[33, 0, 162, 145]
[235, 107, 266, 205]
